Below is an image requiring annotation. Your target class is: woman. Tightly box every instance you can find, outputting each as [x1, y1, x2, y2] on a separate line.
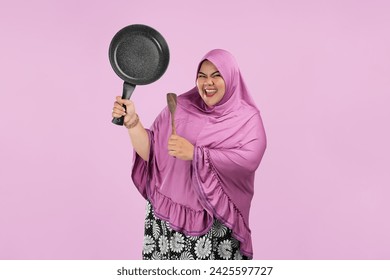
[112, 49, 266, 260]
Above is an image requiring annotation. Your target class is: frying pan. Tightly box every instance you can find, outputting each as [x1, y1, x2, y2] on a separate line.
[109, 24, 170, 125]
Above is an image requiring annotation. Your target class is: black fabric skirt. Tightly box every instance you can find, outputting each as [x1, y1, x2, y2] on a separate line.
[142, 200, 250, 260]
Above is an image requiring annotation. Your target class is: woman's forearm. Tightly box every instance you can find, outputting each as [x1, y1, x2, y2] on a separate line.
[127, 120, 150, 161]
[111, 97, 150, 161]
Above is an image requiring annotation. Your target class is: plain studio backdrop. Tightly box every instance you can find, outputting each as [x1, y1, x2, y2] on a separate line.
[1, 0, 389, 259]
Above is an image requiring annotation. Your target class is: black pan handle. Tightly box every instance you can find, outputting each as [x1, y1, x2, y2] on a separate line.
[112, 81, 136, 126]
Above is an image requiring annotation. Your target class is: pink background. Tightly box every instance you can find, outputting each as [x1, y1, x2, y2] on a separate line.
[1, 0, 389, 259]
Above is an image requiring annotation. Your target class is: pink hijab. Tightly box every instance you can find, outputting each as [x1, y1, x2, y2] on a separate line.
[132, 49, 266, 258]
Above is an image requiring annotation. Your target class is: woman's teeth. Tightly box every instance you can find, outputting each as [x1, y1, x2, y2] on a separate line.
[205, 89, 217, 96]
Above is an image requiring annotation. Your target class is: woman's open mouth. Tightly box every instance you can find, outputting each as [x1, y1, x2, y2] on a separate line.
[204, 89, 217, 97]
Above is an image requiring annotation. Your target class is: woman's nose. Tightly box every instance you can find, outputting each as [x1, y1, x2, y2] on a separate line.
[204, 77, 214, 85]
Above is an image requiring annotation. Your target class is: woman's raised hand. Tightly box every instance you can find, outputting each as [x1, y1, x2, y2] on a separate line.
[112, 96, 138, 128]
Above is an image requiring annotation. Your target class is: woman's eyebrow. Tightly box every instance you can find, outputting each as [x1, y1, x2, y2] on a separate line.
[198, 71, 220, 76]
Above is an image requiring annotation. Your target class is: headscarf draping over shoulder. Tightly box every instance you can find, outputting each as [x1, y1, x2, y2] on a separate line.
[132, 49, 266, 258]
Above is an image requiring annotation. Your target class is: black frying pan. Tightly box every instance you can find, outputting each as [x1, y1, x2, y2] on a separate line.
[109, 24, 170, 125]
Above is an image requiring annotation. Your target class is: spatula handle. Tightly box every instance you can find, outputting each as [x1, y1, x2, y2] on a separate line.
[171, 115, 176, 135]
[166, 93, 177, 134]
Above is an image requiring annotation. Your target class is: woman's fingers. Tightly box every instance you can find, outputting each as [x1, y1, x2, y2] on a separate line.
[112, 97, 136, 119]
[167, 135, 194, 161]
[112, 107, 126, 118]
[115, 96, 124, 103]
[168, 135, 179, 144]
[168, 136, 179, 150]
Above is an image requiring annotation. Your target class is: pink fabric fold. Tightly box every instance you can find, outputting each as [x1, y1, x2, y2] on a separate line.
[131, 49, 266, 257]
[131, 127, 214, 235]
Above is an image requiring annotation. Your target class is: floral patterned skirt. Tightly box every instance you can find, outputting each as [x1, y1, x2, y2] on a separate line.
[142, 200, 250, 260]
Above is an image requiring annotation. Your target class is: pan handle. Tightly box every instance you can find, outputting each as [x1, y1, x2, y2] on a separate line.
[112, 82, 136, 126]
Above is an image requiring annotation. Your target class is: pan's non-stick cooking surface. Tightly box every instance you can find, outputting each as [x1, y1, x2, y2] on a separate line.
[109, 25, 169, 85]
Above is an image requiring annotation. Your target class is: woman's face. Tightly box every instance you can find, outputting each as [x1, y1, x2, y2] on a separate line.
[196, 60, 226, 107]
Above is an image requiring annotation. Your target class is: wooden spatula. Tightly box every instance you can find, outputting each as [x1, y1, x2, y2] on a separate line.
[166, 93, 177, 135]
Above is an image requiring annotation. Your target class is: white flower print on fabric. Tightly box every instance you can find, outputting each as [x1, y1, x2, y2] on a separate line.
[142, 200, 250, 260]
[231, 237, 240, 249]
[166, 222, 173, 233]
[218, 240, 232, 260]
[213, 240, 219, 252]
[143, 235, 155, 254]
[144, 219, 151, 229]
[152, 251, 162, 260]
[186, 235, 200, 241]
[152, 220, 161, 240]
[234, 250, 243, 260]
[145, 202, 151, 218]
[170, 232, 185, 253]
[158, 235, 169, 255]
[211, 219, 228, 237]
[185, 239, 193, 251]
[161, 220, 168, 236]
[195, 236, 212, 259]
[180, 251, 195, 260]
